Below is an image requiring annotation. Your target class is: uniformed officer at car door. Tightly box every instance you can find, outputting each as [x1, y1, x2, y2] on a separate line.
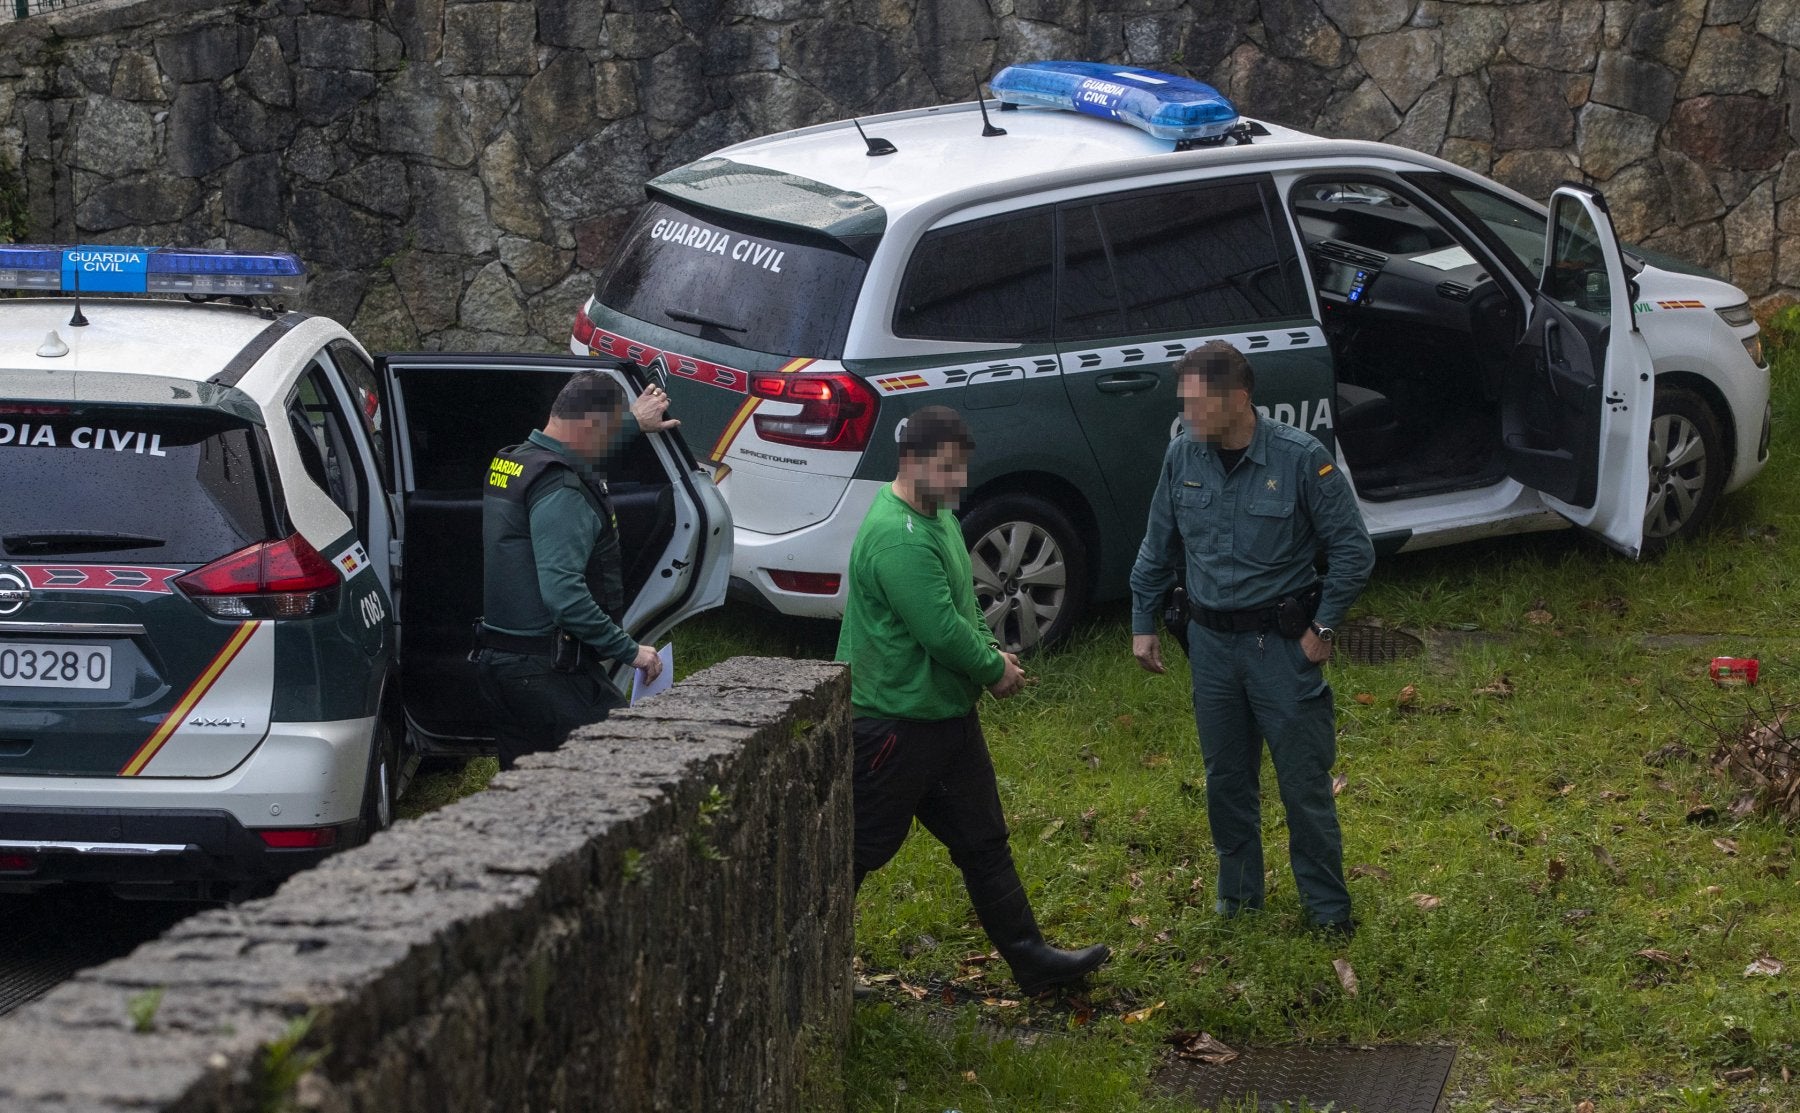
[474, 371, 679, 769]
[838, 406, 1110, 995]
[1130, 341, 1375, 936]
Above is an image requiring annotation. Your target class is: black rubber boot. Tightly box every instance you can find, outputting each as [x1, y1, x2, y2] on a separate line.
[973, 881, 1110, 995]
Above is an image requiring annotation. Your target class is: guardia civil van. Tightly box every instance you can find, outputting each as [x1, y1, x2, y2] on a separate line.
[1, 246, 729, 899]
[572, 61, 1772, 653]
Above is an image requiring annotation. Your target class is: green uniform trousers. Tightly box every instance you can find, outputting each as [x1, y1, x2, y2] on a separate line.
[1187, 622, 1350, 925]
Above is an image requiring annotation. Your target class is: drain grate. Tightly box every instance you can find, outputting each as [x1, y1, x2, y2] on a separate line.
[1338, 624, 1424, 666]
[1152, 1043, 1456, 1112]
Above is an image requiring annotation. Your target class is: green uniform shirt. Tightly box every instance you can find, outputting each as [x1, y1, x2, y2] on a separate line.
[500, 425, 639, 665]
[836, 486, 1007, 720]
[1129, 417, 1374, 634]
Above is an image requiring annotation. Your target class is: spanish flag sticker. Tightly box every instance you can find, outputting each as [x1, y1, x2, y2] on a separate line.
[1318, 463, 1335, 477]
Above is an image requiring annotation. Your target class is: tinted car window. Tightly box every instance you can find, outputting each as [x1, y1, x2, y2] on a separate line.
[895, 210, 1055, 343]
[0, 405, 275, 564]
[1069, 177, 1306, 336]
[597, 200, 870, 359]
[287, 364, 366, 521]
[327, 341, 391, 492]
[1058, 207, 1123, 339]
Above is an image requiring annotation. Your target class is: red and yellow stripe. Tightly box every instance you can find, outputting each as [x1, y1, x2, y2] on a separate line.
[707, 358, 818, 462]
[875, 373, 929, 392]
[119, 621, 261, 776]
[1655, 299, 1706, 309]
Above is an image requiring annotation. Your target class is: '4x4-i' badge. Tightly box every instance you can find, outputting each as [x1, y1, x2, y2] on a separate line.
[0, 568, 29, 616]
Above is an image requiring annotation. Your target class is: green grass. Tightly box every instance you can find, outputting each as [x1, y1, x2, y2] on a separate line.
[399, 341, 1800, 1110]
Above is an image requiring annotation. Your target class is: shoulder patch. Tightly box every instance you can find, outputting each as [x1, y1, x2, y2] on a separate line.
[1318, 462, 1335, 477]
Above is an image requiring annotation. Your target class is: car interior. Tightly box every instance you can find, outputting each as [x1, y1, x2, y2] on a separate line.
[1291, 178, 1525, 501]
[394, 367, 679, 745]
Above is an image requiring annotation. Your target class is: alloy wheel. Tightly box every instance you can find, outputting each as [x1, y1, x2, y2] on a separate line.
[970, 520, 1069, 653]
[1644, 411, 1707, 540]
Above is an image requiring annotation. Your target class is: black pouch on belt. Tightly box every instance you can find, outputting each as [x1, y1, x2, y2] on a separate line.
[1275, 585, 1324, 639]
[1162, 586, 1191, 657]
[551, 628, 585, 672]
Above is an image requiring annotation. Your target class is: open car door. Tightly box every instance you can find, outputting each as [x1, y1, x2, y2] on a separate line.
[378, 354, 731, 753]
[1501, 185, 1653, 556]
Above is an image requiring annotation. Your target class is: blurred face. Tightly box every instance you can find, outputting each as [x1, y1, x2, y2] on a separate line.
[901, 443, 971, 511]
[560, 408, 619, 461]
[1178, 373, 1242, 443]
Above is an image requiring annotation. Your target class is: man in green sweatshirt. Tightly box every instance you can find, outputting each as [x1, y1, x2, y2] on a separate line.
[837, 405, 1109, 995]
[474, 370, 675, 769]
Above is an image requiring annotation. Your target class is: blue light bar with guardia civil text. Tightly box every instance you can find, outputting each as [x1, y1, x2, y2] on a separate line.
[0, 245, 306, 296]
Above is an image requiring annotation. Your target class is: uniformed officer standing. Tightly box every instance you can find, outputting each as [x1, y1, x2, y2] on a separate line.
[1130, 341, 1374, 935]
[474, 371, 677, 769]
[838, 406, 1110, 994]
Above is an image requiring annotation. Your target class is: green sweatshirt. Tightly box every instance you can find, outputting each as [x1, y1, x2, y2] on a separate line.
[835, 485, 1007, 720]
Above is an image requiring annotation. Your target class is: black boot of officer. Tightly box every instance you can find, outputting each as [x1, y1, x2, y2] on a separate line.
[973, 879, 1112, 995]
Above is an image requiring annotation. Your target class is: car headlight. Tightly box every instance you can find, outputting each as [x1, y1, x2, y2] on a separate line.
[1717, 302, 1756, 327]
[1743, 332, 1766, 368]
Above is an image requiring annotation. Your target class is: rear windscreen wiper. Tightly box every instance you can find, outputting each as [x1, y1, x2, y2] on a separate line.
[665, 308, 747, 333]
[3, 530, 167, 554]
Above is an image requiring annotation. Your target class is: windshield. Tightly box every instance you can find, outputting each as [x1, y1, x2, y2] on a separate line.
[0, 405, 276, 564]
[595, 200, 871, 359]
[1406, 173, 1548, 284]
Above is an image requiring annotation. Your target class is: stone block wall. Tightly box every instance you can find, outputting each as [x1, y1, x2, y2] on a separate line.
[0, 657, 853, 1113]
[0, 0, 1797, 349]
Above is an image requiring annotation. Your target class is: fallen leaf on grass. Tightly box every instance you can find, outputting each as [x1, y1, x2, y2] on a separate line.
[1547, 857, 1567, 883]
[897, 979, 929, 1000]
[1714, 837, 1740, 857]
[1351, 864, 1391, 881]
[1397, 684, 1417, 706]
[1598, 789, 1631, 801]
[961, 951, 998, 966]
[1039, 819, 1065, 842]
[1698, 885, 1724, 897]
[1645, 741, 1696, 767]
[1141, 753, 1171, 769]
[1576, 1102, 1595, 1113]
[1410, 893, 1442, 910]
[1354, 692, 1376, 706]
[1686, 803, 1719, 824]
[941, 987, 957, 1005]
[1592, 843, 1625, 883]
[1167, 1030, 1238, 1065]
[1122, 1000, 1165, 1024]
[1634, 948, 1680, 966]
[1332, 773, 1349, 796]
[1563, 909, 1594, 924]
[1333, 958, 1359, 998]
[981, 997, 1021, 1008]
[962, 1070, 979, 1083]
[1114, 714, 1134, 729]
[1744, 956, 1783, 977]
[1721, 1067, 1757, 1084]
[1070, 1004, 1093, 1028]
[1474, 674, 1515, 698]
[1525, 608, 1555, 625]
[1729, 793, 1759, 820]
[1129, 915, 1150, 929]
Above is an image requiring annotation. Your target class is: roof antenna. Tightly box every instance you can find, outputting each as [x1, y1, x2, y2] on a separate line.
[68, 265, 88, 328]
[974, 70, 1006, 137]
[853, 118, 897, 157]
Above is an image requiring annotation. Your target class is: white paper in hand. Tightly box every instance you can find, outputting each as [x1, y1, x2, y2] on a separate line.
[630, 643, 674, 705]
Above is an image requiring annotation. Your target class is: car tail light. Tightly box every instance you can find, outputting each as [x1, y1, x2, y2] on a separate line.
[176, 534, 341, 619]
[748, 372, 878, 451]
[767, 570, 842, 595]
[0, 853, 35, 872]
[572, 300, 597, 348]
[258, 827, 338, 849]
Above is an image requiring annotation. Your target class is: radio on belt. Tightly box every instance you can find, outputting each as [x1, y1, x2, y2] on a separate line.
[988, 61, 1241, 142]
[0, 245, 306, 296]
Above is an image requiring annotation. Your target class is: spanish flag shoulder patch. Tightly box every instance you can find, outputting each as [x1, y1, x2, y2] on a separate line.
[1317, 463, 1335, 477]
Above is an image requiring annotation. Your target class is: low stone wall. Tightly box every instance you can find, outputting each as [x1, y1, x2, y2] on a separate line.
[0, 657, 853, 1113]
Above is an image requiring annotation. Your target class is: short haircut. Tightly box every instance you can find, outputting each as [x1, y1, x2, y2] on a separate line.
[1174, 340, 1254, 395]
[550, 370, 627, 419]
[897, 405, 976, 460]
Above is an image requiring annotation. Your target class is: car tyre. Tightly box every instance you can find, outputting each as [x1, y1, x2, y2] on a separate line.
[960, 494, 1090, 655]
[358, 715, 399, 844]
[1642, 386, 1725, 557]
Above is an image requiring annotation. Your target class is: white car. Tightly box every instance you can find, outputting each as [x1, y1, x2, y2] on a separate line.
[0, 246, 729, 899]
[572, 62, 1771, 651]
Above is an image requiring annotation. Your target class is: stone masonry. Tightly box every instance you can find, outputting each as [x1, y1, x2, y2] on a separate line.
[0, 657, 854, 1113]
[0, 0, 1797, 345]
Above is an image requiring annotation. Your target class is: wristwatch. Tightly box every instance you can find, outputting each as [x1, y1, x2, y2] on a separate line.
[1310, 623, 1335, 643]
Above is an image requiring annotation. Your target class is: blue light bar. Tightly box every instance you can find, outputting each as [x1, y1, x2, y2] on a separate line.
[0, 245, 306, 295]
[990, 61, 1240, 142]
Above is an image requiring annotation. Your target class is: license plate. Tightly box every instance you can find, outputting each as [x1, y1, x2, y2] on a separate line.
[0, 643, 112, 689]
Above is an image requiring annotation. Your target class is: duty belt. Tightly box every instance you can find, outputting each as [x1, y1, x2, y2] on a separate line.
[474, 625, 557, 657]
[1186, 584, 1322, 635]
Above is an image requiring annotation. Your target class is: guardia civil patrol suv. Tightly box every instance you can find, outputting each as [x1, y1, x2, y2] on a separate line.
[572, 60, 1771, 653]
[1, 246, 728, 899]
